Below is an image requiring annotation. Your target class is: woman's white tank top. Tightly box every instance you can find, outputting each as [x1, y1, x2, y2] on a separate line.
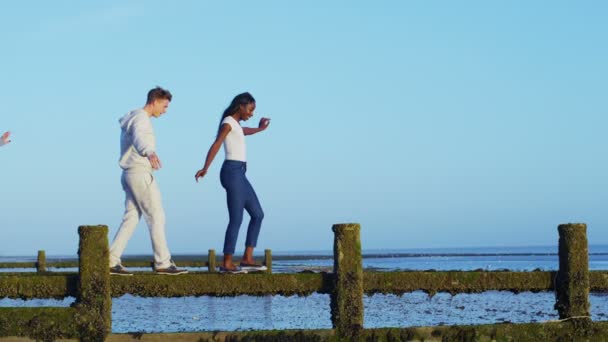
[222, 116, 246, 162]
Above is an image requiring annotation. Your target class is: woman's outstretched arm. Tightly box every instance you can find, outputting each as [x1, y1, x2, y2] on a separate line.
[243, 117, 271, 136]
[195, 124, 231, 182]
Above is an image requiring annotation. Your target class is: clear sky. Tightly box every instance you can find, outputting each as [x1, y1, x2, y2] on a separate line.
[1, 1, 606, 256]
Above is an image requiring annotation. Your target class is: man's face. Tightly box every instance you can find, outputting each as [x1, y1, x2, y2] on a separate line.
[151, 99, 170, 117]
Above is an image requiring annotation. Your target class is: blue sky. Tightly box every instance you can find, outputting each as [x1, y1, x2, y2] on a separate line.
[1, 1, 606, 256]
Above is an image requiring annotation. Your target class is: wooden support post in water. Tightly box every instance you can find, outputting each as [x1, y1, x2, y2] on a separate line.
[555, 223, 590, 320]
[264, 249, 272, 273]
[36, 250, 46, 273]
[208, 249, 216, 273]
[330, 223, 363, 338]
[76, 225, 111, 341]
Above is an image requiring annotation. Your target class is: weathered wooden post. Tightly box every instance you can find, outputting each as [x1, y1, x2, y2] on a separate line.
[265, 249, 272, 274]
[76, 225, 111, 341]
[330, 223, 363, 338]
[36, 250, 46, 273]
[208, 249, 216, 273]
[555, 223, 590, 320]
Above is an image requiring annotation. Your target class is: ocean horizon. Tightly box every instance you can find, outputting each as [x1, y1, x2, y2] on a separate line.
[4, 243, 608, 260]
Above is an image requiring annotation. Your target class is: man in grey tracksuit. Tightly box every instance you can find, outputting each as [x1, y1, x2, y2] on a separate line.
[109, 87, 187, 275]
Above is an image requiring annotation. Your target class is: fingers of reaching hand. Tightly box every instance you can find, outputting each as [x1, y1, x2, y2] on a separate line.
[1, 131, 10, 143]
[195, 169, 206, 182]
[259, 118, 270, 128]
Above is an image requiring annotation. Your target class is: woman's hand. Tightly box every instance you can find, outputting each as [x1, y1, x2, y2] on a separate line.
[258, 117, 271, 130]
[195, 168, 207, 182]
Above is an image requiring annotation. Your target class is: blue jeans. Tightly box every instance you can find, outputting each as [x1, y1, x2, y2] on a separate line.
[220, 160, 264, 255]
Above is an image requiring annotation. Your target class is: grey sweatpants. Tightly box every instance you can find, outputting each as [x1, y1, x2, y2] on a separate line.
[109, 170, 172, 269]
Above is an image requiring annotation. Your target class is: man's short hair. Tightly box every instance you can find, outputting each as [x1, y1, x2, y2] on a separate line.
[146, 87, 172, 104]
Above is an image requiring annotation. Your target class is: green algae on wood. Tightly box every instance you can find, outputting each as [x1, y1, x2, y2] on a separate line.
[98, 321, 608, 341]
[362, 320, 608, 342]
[364, 271, 555, 296]
[208, 249, 217, 273]
[590, 271, 608, 291]
[5, 270, 608, 300]
[36, 250, 46, 273]
[110, 273, 333, 297]
[0, 262, 37, 269]
[4, 320, 608, 342]
[0, 307, 78, 341]
[265, 249, 272, 274]
[555, 223, 590, 320]
[0, 273, 78, 299]
[75, 225, 112, 341]
[331, 223, 363, 338]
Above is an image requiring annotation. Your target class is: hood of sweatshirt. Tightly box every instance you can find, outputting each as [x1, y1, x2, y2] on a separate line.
[118, 109, 155, 171]
[119, 109, 144, 130]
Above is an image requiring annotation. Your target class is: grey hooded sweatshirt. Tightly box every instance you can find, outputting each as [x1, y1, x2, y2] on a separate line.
[118, 109, 156, 172]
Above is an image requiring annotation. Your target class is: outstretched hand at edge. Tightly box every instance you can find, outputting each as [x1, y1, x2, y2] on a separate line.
[1, 131, 11, 146]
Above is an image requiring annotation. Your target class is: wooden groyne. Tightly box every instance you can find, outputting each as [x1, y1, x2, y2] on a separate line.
[1, 223, 607, 341]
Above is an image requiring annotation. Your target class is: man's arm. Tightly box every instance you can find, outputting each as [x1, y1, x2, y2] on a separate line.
[131, 114, 161, 169]
[131, 114, 156, 156]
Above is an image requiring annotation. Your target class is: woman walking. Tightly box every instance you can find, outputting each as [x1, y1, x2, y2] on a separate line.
[195, 92, 270, 273]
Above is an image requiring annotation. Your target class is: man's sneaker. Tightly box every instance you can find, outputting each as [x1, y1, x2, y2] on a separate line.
[155, 265, 188, 275]
[239, 262, 268, 272]
[110, 264, 133, 276]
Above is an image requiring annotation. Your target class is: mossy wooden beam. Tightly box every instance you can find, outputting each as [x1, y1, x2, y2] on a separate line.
[110, 273, 333, 297]
[99, 321, 608, 341]
[0, 273, 78, 299]
[0, 307, 78, 340]
[0, 271, 608, 299]
[4, 270, 608, 300]
[364, 271, 556, 296]
[363, 320, 608, 341]
[208, 249, 216, 273]
[74, 225, 111, 341]
[331, 223, 363, 339]
[0, 262, 37, 268]
[36, 250, 46, 273]
[265, 249, 272, 274]
[3, 316, 608, 341]
[106, 330, 336, 341]
[590, 271, 608, 291]
[555, 223, 590, 320]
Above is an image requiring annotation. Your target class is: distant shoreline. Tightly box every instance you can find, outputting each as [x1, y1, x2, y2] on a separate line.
[4, 243, 608, 260]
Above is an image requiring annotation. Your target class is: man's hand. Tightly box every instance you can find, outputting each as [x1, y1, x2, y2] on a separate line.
[1, 131, 11, 146]
[195, 168, 207, 182]
[148, 152, 162, 170]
